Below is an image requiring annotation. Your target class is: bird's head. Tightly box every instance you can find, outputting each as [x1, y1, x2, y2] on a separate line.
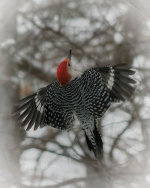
[57, 50, 73, 86]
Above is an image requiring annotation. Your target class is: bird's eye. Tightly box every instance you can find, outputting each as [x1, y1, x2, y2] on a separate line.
[68, 62, 71, 67]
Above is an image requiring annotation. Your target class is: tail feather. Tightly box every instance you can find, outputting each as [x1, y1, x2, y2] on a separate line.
[85, 132, 97, 157]
[93, 122, 103, 155]
[85, 121, 103, 158]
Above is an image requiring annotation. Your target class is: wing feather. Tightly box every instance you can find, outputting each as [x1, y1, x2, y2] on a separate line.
[95, 64, 136, 102]
[14, 82, 74, 131]
[80, 64, 136, 119]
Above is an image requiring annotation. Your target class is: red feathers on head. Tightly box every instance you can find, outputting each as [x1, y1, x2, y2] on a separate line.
[57, 59, 71, 86]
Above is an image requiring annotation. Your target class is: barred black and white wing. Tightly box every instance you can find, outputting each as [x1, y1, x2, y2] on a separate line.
[80, 64, 135, 119]
[95, 63, 136, 102]
[43, 82, 75, 130]
[15, 82, 74, 131]
[15, 87, 47, 131]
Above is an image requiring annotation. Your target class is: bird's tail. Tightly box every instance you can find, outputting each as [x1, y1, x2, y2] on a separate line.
[85, 120, 103, 158]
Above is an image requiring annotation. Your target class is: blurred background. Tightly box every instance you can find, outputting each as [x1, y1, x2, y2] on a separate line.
[0, 0, 150, 187]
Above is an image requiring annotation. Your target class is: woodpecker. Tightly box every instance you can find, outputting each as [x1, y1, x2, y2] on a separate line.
[15, 50, 136, 157]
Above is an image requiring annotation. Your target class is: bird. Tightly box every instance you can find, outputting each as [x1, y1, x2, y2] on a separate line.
[15, 50, 136, 158]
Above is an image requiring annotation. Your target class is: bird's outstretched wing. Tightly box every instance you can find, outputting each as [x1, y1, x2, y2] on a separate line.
[14, 82, 74, 131]
[80, 64, 136, 118]
[95, 63, 136, 101]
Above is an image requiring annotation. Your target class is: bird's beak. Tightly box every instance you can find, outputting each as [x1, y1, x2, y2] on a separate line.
[68, 49, 72, 61]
